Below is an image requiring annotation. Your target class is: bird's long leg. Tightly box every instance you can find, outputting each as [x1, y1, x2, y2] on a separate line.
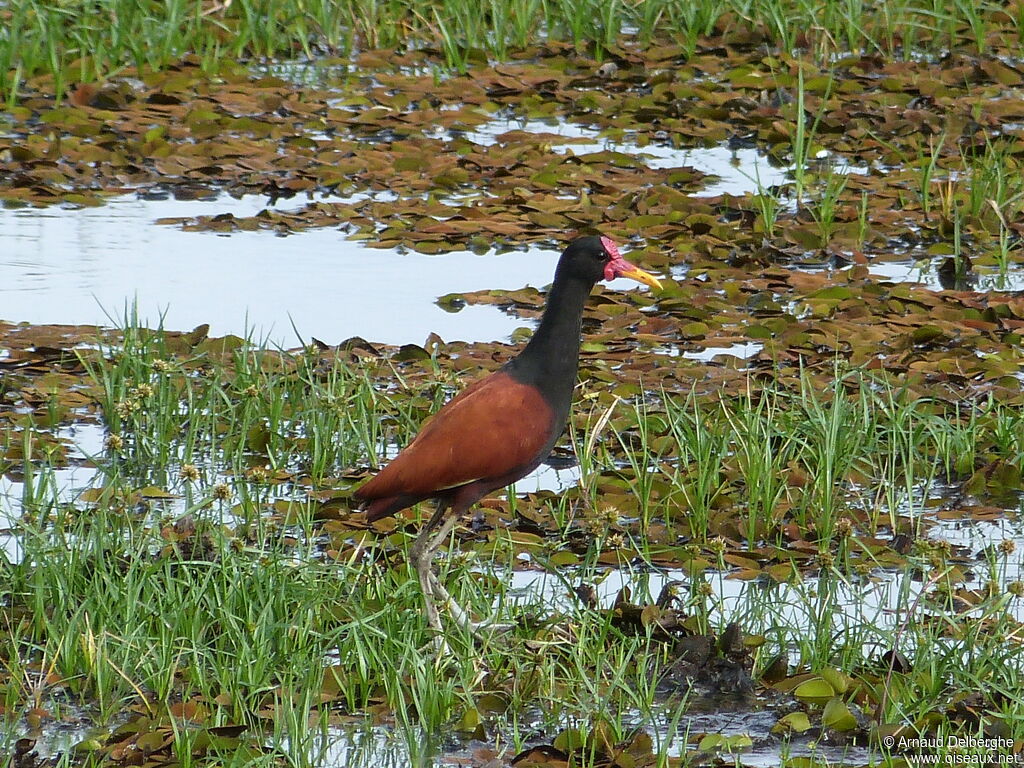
[417, 513, 477, 632]
[427, 566, 514, 636]
[423, 528, 515, 637]
[409, 501, 450, 634]
[422, 511, 460, 560]
[411, 502, 513, 640]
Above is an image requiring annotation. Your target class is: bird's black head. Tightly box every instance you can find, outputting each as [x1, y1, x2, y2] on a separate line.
[556, 235, 662, 289]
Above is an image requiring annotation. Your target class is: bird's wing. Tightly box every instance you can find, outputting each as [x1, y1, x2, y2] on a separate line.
[354, 371, 555, 501]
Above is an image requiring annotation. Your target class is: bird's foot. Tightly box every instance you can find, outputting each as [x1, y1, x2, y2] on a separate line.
[466, 618, 516, 636]
[428, 633, 453, 658]
[423, 572, 516, 641]
[447, 603, 516, 638]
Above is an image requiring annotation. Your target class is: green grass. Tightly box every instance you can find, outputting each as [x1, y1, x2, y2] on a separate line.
[2, 323, 1024, 764]
[1, 0, 1023, 103]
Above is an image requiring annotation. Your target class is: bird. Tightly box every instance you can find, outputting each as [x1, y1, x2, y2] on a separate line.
[353, 235, 661, 635]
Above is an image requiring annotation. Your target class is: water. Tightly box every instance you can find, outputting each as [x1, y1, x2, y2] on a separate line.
[457, 116, 792, 197]
[0, 420, 106, 563]
[869, 256, 1024, 291]
[682, 342, 764, 362]
[0, 109, 854, 351]
[0, 194, 564, 346]
[504, 564, 916, 636]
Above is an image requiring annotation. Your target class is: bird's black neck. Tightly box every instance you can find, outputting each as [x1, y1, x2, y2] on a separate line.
[506, 273, 592, 420]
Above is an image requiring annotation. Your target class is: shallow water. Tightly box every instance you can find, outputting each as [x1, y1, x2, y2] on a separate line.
[869, 257, 1024, 292]
[0, 421, 106, 563]
[0, 194, 566, 345]
[682, 342, 764, 362]
[0, 103, 873, 350]
[504, 564, 916, 635]
[458, 116, 793, 197]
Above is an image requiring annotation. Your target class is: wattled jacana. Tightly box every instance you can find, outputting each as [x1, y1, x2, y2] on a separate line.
[354, 236, 661, 633]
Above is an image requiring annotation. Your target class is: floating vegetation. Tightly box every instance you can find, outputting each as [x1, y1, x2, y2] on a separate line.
[3, 12, 1024, 768]
[5, 42, 1024, 286]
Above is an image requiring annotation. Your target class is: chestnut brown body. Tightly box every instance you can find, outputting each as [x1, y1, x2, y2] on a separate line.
[355, 372, 556, 521]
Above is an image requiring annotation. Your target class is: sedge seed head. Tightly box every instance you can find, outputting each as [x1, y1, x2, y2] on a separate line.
[604, 532, 625, 550]
[114, 399, 140, 419]
[598, 505, 621, 527]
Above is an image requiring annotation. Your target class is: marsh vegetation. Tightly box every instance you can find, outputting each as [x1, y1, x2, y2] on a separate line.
[2, 2, 1024, 765]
